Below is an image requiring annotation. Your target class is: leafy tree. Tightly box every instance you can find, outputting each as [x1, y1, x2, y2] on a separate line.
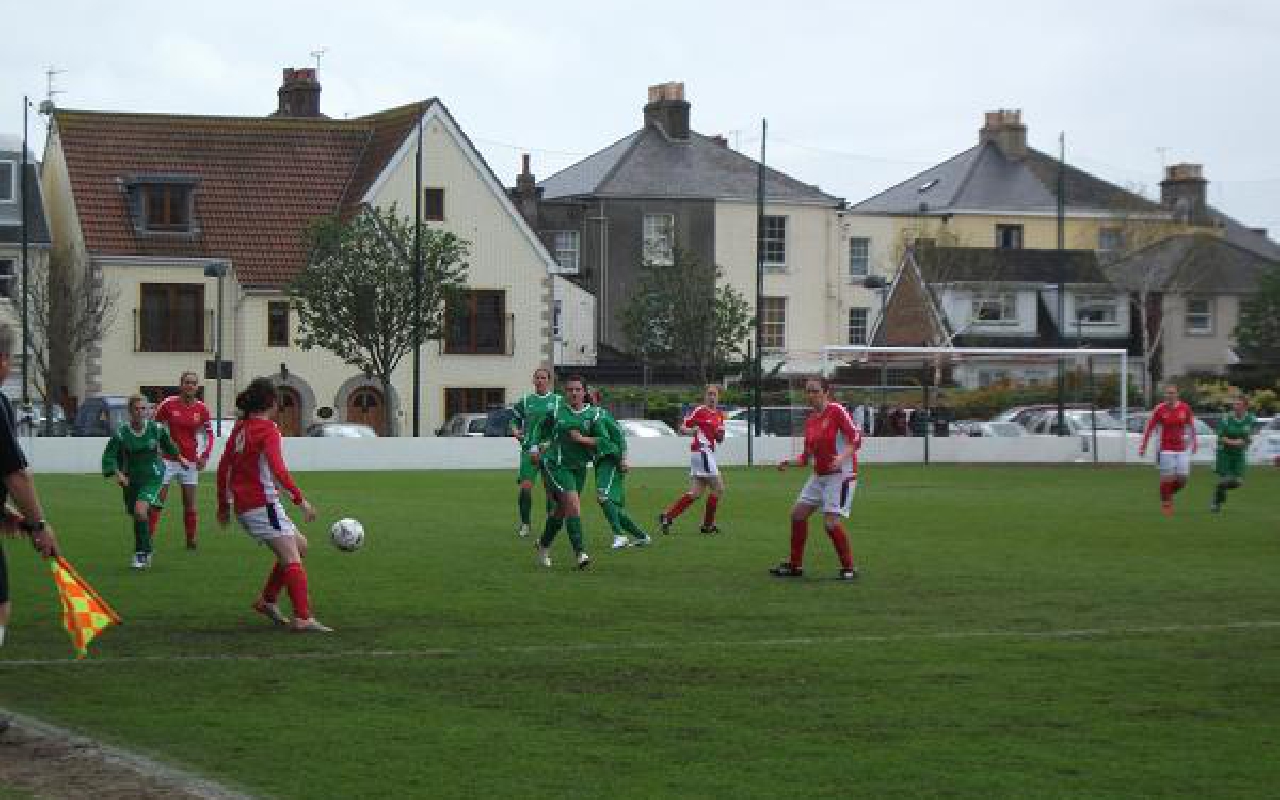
[1235, 263, 1280, 363]
[290, 204, 469, 434]
[621, 248, 752, 385]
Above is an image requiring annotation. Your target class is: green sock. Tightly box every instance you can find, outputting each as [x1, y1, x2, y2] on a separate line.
[566, 516, 584, 552]
[134, 518, 152, 554]
[600, 501, 623, 535]
[518, 489, 532, 524]
[540, 516, 563, 547]
[619, 509, 648, 539]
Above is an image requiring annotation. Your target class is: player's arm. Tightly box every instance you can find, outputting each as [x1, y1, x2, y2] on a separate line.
[835, 408, 862, 466]
[1187, 408, 1199, 454]
[215, 440, 233, 524]
[679, 407, 700, 435]
[198, 411, 215, 466]
[1138, 410, 1159, 455]
[262, 429, 304, 506]
[101, 432, 127, 486]
[510, 399, 525, 441]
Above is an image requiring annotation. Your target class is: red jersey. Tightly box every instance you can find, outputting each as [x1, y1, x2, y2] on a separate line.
[154, 395, 214, 463]
[797, 402, 862, 476]
[1141, 401, 1196, 453]
[683, 405, 725, 453]
[216, 417, 304, 513]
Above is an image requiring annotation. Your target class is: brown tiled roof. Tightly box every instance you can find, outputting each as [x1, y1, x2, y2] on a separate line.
[53, 102, 430, 287]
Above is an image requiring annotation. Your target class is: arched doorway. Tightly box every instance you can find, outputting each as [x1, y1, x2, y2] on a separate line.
[347, 386, 387, 436]
[277, 387, 302, 436]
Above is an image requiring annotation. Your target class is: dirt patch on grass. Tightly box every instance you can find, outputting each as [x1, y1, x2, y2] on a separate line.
[0, 712, 255, 800]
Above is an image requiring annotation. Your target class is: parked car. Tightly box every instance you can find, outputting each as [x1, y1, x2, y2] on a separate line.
[618, 419, 677, 438]
[16, 401, 69, 436]
[72, 396, 131, 437]
[484, 406, 516, 437]
[721, 418, 751, 438]
[1122, 412, 1217, 439]
[957, 420, 1027, 438]
[1250, 417, 1280, 463]
[993, 404, 1100, 430]
[437, 413, 490, 437]
[306, 423, 378, 438]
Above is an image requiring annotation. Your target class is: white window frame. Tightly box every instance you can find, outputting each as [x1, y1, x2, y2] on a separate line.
[848, 237, 870, 279]
[847, 307, 869, 345]
[550, 231, 580, 273]
[0, 258, 14, 300]
[995, 224, 1023, 250]
[760, 296, 786, 351]
[0, 161, 15, 203]
[1185, 296, 1214, 336]
[1076, 294, 1119, 326]
[761, 215, 787, 272]
[971, 292, 1018, 325]
[643, 213, 675, 266]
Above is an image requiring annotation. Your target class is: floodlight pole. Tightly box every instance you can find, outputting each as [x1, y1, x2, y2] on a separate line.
[412, 114, 424, 437]
[20, 96, 30, 408]
[751, 118, 766, 465]
[1055, 132, 1067, 436]
[203, 261, 229, 427]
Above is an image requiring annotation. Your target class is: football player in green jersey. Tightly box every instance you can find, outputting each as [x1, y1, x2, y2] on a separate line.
[510, 367, 562, 537]
[590, 395, 652, 550]
[1212, 396, 1256, 513]
[532, 375, 597, 569]
[102, 395, 189, 569]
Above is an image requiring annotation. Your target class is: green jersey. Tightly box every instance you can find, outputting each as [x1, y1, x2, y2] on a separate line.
[593, 408, 627, 462]
[102, 420, 180, 484]
[1217, 412, 1256, 451]
[511, 391, 563, 450]
[537, 403, 600, 471]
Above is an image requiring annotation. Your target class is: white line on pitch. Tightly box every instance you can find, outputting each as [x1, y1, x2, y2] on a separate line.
[2, 620, 1278, 668]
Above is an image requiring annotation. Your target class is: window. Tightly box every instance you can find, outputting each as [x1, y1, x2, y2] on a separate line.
[1098, 227, 1125, 252]
[643, 213, 674, 265]
[1185, 297, 1213, 335]
[759, 297, 786, 351]
[849, 237, 870, 278]
[0, 259, 14, 300]
[761, 215, 787, 271]
[423, 187, 445, 221]
[0, 161, 13, 202]
[445, 290, 507, 354]
[971, 292, 1017, 324]
[995, 224, 1023, 250]
[267, 301, 290, 347]
[1076, 294, 1118, 325]
[551, 231, 580, 273]
[552, 299, 563, 339]
[444, 387, 505, 419]
[139, 283, 205, 352]
[977, 370, 1010, 388]
[848, 307, 869, 345]
[143, 184, 192, 231]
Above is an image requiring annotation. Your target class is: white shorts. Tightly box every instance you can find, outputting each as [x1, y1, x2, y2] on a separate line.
[798, 473, 857, 517]
[162, 459, 200, 487]
[1158, 450, 1192, 477]
[237, 502, 298, 543]
[690, 450, 720, 479]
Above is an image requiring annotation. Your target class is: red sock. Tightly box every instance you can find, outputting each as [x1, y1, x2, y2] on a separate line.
[147, 508, 160, 535]
[1172, 478, 1187, 495]
[790, 518, 809, 568]
[665, 493, 695, 520]
[827, 523, 854, 570]
[702, 495, 719, 527]
[1159, 479, 1174, 502]
[282, 562, 311, 620]
[261, 564, 287, 604]
[184, 510, 198, 543]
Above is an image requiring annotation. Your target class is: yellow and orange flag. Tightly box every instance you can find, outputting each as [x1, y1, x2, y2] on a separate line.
[48, 556, 122, 659]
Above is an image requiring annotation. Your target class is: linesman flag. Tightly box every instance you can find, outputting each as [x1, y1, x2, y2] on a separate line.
[48, 556, 122, 659]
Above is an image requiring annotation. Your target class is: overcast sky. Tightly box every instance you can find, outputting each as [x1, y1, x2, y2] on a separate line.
[4, 0, 1277, 231]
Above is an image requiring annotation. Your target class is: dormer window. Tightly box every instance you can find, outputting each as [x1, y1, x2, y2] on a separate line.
[123, 175, 200, 235]
[0, 161, 15, 202]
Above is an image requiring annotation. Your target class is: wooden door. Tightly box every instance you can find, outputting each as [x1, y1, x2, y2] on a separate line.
[277, 387, 302, 436]
[347, 386, 386, 436]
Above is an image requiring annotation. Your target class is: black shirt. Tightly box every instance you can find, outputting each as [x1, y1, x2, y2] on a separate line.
[0, 393, 30, 508]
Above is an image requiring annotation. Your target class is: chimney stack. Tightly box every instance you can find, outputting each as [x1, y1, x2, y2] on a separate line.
[1160, 163, 1210, 225]
[979, 109, 1027, 161]
[512, 153, 541, 226]
[643, 82, 691, 140]
[274, 67, 323, 118]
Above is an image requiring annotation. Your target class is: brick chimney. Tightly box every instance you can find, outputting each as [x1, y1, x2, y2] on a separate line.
[512, 153, 541, 226]
[979, 109, 1027, 161]
[643, 82, 691, 140]
[274, 67, 323, 118]
[1160, 163, 1209, 225]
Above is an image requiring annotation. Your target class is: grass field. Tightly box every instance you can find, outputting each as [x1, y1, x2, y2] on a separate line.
[2, 464, 1279, 799]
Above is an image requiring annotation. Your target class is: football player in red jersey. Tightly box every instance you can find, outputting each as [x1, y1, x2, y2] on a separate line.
[216, 378, 329, 633]
[659, 384, 727, 535]
[152, 371, 214, 548]
[771, 377, 862, 581]
[1138, 383, 1199, 516]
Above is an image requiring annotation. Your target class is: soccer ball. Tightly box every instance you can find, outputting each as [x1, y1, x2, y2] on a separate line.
[330, 518, 365, 552]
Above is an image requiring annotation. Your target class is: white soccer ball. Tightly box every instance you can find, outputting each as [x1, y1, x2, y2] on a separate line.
[330, 518, 365, 552]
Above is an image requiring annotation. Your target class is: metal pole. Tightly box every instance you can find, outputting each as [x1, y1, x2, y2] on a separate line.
[879, 286, 888, 435]
[215, 271, 223, 425]
[20, 96, 30, 406]
[1120, 351, 1129, 463]
[745, 341, 754, 466]
[753, 118, 766, 461]
[412, 114, 423, 436]
[1056, 131, 1066, 436]
[1088, 355, 1098, 465]
[921, 360, 930, 465]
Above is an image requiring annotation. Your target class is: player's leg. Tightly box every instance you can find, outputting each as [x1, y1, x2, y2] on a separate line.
[516, 451, 537, 536]
[1168, 452, 1192, 510]
[701, 471, 725, 534]
[563, 468, 590, 568]
[258, 509, 329, 632]
[180, 473, 199, 549]
[822, 476, 858, 580]
[1, 547, 10, 646]
[661, 461, 706, 533]
[151, 466, 175, 536]
[1157, 452, 1178, 515]
[1213, 452, 1245, 512]
[771, 498, 817, 577]
[132, 496, 154, 569]
[537, 466, 567, 565]
[596, 460, 628, 549]
[612, 475, 651, 545]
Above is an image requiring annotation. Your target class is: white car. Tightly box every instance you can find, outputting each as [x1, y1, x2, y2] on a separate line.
[438, 413, 489, 437]
[962, 421, 1028, 438]
[1248, 417, 1280, 464]
[618, 419, 677, 438]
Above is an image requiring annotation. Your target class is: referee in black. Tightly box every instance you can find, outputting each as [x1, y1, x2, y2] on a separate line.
[0, 323, 60, 648]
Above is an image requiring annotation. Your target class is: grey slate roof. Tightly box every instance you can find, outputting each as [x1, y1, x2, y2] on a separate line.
[0, 160, 51, 245]
[917, 246, 1110, 285]
[540, 127, 841, 205]
[853, 142, 1160, 216]
[1105, 233, 1279, 294]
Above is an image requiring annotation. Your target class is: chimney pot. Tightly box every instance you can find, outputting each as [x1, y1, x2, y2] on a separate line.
[1160, 163, 1209, 225]
[643, 81, 691, 140]
[979, 108, 1027, 160]
[274, 66, 323, 118]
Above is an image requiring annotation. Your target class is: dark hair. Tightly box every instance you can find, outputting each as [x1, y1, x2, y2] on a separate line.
[235, 377, 278, 418]
[564, 374, 586, 389]
[805, 376, 832, 392]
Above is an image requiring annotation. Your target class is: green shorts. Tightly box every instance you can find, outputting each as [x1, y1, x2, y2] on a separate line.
[123, 481, 164, 512]
[594, 458, 627, 506]
[543, 464, 588, 496]
[517, 450, 542, 484]
[1215, 449, 1247, 480]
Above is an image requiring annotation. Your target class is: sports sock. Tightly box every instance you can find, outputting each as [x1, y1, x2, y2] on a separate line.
[0, 626, 6, 646]
[184, 510, 198, 543]
[518, 488, 532, 525]
[600, 501, 623, 535]
[1172, 477, 1187, 495]
[281, 562, 311, 620]
[262, 563, 287, 604]
[826, 523, 854, 570]
[134, 518, 153, 555]
[566, 517, 585, 552]
[665, 493, 696, 520]
[540, 515, 564, 547]
[1159, 478, 1175, 503]
[1214, 481, 1229, 506]
[789, 518, 809, 568]
[147, 508, 160, 536]
[702, 494, 719, 527]
[619, 510, 648, 539]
